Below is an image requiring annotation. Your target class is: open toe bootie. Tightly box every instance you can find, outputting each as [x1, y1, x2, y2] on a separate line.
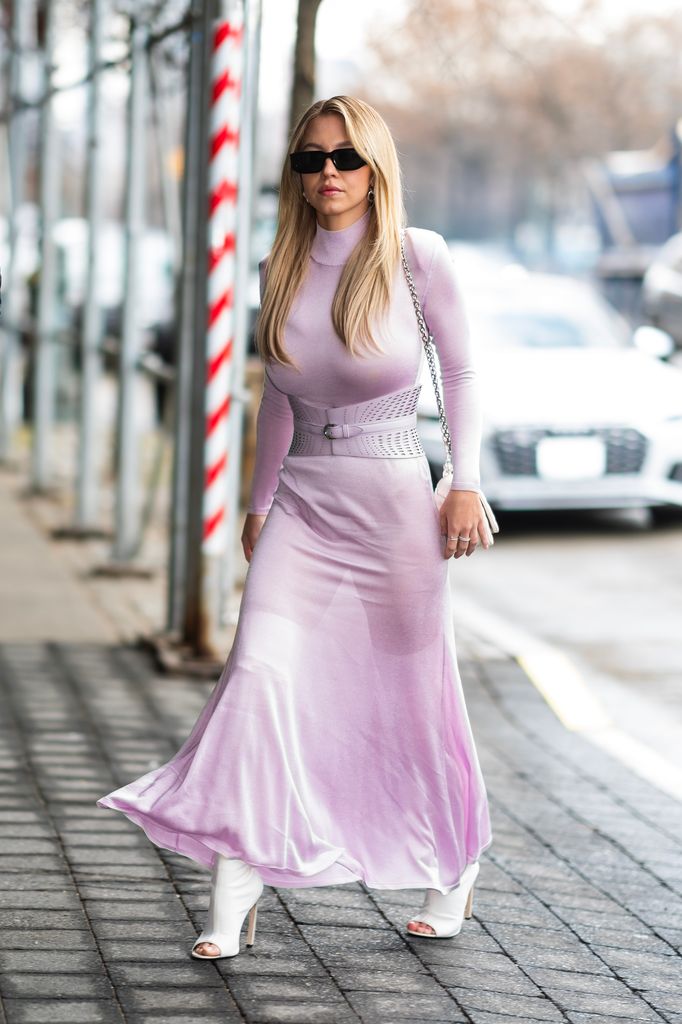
[191, 855, 264, 960]
[406, 860, 480, 939]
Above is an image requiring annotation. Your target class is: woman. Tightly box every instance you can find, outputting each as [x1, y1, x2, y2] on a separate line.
[97, 94, 494, 958]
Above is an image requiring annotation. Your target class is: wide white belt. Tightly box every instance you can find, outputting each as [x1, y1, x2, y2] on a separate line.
[287, 384, 426, 459]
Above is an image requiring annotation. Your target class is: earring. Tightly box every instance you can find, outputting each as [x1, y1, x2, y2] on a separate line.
[302, 190, 309, 204]
[367, 185, 375, 205]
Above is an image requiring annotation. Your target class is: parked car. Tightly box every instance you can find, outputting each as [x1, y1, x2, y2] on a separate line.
[642, 232, 682, 349]
[417, 269, 682, 515]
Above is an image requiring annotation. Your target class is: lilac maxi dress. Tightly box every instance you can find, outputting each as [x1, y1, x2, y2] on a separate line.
[97, 209, 493, 893]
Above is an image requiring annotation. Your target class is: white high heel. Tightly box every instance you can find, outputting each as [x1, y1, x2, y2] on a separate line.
[406, 860, 479, 938]
[191, 855, 264, 959]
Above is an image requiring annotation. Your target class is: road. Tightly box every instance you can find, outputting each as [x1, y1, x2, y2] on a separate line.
[450, 506, 682, 777]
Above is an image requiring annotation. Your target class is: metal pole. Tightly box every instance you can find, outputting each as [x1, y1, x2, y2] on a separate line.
[185, 0, 218, 653]
[0, 0, 32, 462]
[30, 0, 59, 492]
[75, 0, 107, 530]
[166, 0, 213, 645]
[112, 19, 148, 562]
[148, 50, 183, 270]
[220, 0, 261, 624]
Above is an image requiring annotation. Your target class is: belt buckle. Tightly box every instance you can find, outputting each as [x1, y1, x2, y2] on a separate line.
[323, 422, 336, 440]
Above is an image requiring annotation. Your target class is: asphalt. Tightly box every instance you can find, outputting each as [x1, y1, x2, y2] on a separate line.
[1, 466, 681, 1024]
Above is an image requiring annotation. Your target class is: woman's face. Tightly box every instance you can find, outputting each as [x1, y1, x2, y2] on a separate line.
[297, 113, 374, 229]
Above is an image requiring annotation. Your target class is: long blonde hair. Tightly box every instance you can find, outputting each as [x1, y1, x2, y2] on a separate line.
[256, 95, 407, 367]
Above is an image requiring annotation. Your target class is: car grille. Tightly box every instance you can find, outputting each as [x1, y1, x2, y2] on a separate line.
[493, 428, 648, 476]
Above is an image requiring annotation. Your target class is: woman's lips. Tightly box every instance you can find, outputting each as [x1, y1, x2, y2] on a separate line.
[320, 188, 342, 195]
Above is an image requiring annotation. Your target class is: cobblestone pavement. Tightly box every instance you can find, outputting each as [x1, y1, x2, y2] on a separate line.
[1, 638, 681, 1024]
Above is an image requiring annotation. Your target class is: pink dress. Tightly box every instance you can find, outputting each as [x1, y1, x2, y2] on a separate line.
[97, 209, 493, 893]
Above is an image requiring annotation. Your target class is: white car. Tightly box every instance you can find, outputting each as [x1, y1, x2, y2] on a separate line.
[642, 232, 682, 348]
[417, 270, 682, 514]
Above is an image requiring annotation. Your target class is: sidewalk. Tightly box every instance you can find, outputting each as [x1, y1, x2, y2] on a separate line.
[1, 467, 681, 1024]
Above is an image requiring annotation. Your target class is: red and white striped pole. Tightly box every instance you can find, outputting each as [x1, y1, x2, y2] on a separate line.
[203, 2, 243, 556]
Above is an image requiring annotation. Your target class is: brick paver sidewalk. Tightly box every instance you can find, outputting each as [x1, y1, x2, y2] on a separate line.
[2, 640, 681, 1024]
[0, 475, 681, 1023]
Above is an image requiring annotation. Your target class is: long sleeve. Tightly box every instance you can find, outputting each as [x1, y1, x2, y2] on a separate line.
[245, 259, 295, 515]
[420, 233, 482, 492]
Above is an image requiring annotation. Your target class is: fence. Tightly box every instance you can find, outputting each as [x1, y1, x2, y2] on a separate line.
[0, 0, 263, 658]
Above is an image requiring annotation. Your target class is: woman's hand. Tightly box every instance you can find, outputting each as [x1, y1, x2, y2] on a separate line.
[439, 489, 492, 560]
[241, 512, 267, 562]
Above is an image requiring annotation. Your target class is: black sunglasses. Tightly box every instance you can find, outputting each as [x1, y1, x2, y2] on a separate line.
[289, 147, 368, 174]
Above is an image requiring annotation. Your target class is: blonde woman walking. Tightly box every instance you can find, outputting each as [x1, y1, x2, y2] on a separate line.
[98, 94, 494, 958]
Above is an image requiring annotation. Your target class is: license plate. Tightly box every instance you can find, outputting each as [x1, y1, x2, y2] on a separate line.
[536, 436, 606, 480]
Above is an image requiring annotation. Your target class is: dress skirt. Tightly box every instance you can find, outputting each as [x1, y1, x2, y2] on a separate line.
[97, 449, 493, 893]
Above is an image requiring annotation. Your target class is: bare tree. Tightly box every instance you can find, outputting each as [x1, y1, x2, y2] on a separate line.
[359, 0, 682, 236]
[289, 0, 324, 139]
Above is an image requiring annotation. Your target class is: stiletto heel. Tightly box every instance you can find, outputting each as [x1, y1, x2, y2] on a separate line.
[191, 855, 264, 960]
[406, 860, 480, 939]
[464, 883, 475, 919]
[245, 901, 258, 947]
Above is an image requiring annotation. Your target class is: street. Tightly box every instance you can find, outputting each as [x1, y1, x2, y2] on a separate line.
[451, 508, 682, 780]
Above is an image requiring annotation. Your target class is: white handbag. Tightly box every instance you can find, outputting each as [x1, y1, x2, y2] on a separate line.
[399, 229, 500, 544]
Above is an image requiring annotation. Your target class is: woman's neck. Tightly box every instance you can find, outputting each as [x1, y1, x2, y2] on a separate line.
[310, 207, 372, 266]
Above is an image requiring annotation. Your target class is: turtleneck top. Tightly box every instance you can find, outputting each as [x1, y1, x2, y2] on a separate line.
[246, 208, 482, 514]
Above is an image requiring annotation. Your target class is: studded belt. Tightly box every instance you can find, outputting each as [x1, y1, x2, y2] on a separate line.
[287, 384, 426, 459]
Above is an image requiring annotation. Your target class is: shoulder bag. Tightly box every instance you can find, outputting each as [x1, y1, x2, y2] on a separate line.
[399, 229, 500, 544]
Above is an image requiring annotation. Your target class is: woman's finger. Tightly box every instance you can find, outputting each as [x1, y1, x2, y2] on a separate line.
[241, 528, 255, 562]
[444, 524, 472, 559]
[442, 516, 489, 558]
[477, 514, 493, 550]
[463, 524, 483, 557]
[453, 527, 475, 559]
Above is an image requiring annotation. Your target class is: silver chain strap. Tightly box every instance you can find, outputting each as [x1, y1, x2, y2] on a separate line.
[399, 229, 453, 477]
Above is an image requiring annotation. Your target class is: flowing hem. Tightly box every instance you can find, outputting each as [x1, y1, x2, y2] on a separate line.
[96, 796, 493, 893]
